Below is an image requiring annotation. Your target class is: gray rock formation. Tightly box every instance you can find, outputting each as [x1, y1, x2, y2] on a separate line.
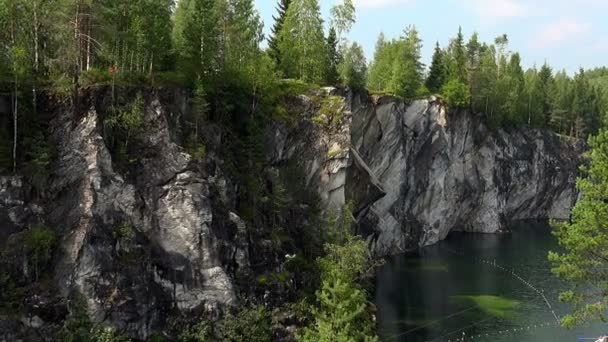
[267, 91, 580, 257]
[349, 95, 581, 256]
[45, 94, 244, 339]
[0, 176, 42, 239]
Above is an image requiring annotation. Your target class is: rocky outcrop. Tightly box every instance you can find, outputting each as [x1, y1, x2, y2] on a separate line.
[265, 90, 581, 257]
[0, 176, 43, 239]
[349, 95, 581, 256]
[284, 95, 583, 256]
[44, 92, 245, 339]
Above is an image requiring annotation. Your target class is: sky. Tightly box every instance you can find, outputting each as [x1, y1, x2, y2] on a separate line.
[253, 0, 608, 74]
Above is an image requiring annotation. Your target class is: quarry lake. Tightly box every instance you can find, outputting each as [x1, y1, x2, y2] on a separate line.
[375, 221, 607, 342]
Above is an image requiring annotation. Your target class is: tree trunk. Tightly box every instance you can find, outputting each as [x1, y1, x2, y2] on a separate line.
[13, 85, 18, 174]
[33, 0, 39, 116]
[86, 24, 91, 71]
[10, 14, 17, 174]
[149, 52, 154, 75]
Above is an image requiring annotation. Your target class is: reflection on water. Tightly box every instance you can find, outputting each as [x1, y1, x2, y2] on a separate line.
[374, 221, 608, 342]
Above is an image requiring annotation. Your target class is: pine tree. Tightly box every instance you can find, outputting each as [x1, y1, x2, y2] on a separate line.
[268, 0, 292, 69]
[426, 42, 447, 93]
[448, 26, 468, 84]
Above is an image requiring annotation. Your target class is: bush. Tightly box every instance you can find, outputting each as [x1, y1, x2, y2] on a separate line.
[113, 223, 135, 241]
[178, 320, 212, 342]
[441, 79, 470, 108]
[24, 225, 57, 281]
[81, 68, 112, 86]
[220, 305, 272, 342]
[189, 142, 207, 161]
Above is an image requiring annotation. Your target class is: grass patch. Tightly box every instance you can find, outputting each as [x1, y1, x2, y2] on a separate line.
[451, 295, 520, 319]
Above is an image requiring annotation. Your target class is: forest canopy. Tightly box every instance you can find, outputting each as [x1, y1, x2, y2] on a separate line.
[0, 0, 606, 173]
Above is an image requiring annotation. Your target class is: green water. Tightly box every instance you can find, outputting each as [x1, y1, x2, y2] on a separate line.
[374, 221, 608, 342]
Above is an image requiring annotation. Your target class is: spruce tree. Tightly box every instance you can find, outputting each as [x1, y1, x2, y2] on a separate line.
[268, 0, 291, 69]
[326, 27, 340, 85]
[449, 26, 467, 84]
[426, 42, 447, 93]
[538, 63, 554, 127]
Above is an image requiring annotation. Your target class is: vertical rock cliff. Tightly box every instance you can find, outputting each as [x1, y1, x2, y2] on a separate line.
[347, 95, 582, 256]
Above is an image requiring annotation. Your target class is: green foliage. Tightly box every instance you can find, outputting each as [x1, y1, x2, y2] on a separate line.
[106, 91, 145, 165]
[367, 26, 423, 100]
[441, 79, 470, 109]
[278, 0, 328, 84]
[81, 68, 113, 86]
[338, 42, 367, 90]
[24, 225, 57, 281]
[113, 223, 135, 241]
[60, 294, 131, 341]
[92, 327, 131, 342]
[313, 96, 346, 133]
[326, 27, 341, 85]
[268, 0, 293, 71]
[178, 320, 213, 342]
[60, 295, 95, 342]
[425, 42, 447, 93]
[256, 271, 291, 286]
[107, 92, 145, 132]
[300, 237, 377, 342]
[446, 27, 468, 84]
[299, 204, 378, 342]
[220, 306, 272, 342]
[189, 142, 207, 162]
[330, 0, 356, 43]
[549, 130, 608, 328]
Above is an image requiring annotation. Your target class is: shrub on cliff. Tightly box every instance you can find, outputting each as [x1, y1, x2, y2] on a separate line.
[441, 79, 471, 109]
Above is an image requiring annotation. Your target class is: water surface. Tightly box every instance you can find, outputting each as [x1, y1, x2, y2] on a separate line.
[375, 221, 608, 341]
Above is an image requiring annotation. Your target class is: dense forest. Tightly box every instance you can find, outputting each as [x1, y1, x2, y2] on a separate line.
[1, 0, 608, 340]
[1, 0, 606, 175]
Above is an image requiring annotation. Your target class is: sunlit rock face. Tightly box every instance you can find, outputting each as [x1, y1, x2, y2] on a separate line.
[266, 90, 581, 257]
[347, 95, 581, 256]
[46, 93, 242, 339]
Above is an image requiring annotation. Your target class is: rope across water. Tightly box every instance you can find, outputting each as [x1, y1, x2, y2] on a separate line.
[380, 243, 564, 341]
[441, 245, 561, 324]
